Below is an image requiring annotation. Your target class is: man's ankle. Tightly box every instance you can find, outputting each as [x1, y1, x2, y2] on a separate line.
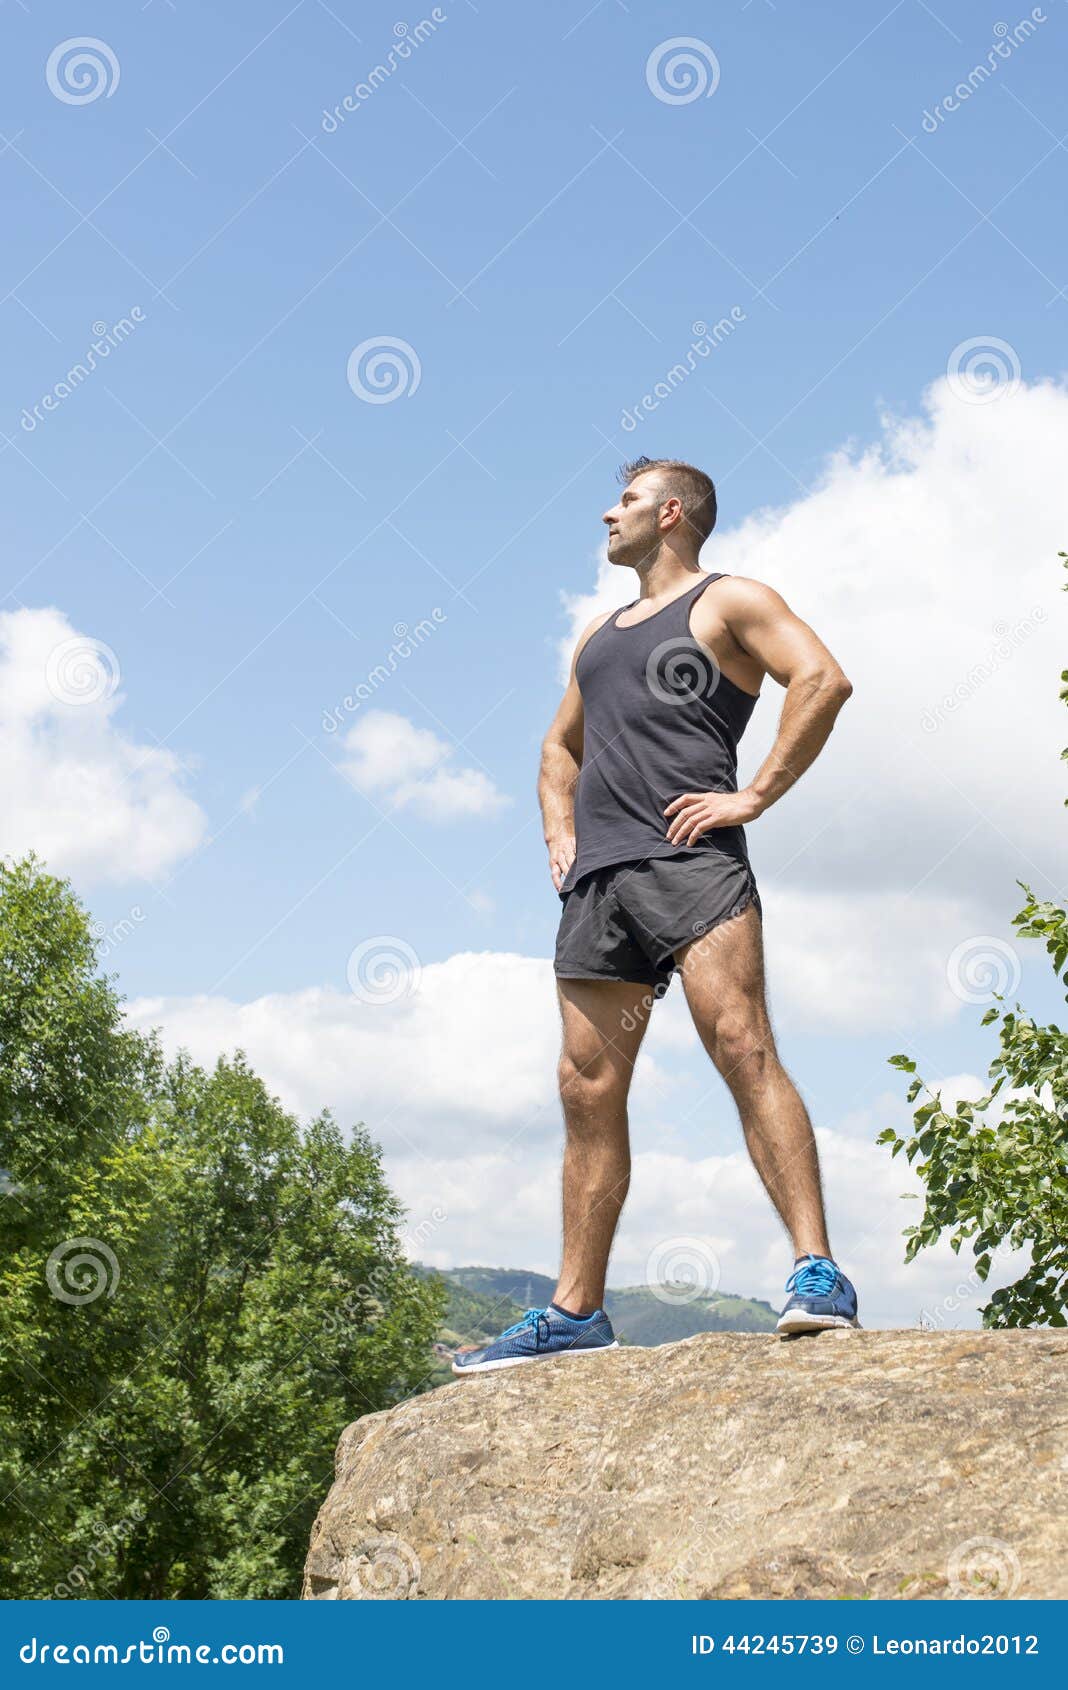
[550, 1297, 600, 1320]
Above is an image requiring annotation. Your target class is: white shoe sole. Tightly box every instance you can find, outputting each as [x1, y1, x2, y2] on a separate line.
[452, 1340, 620, 1376]
[776, 1311, 862, 1337]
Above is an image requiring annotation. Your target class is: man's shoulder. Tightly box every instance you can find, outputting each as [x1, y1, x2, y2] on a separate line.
[575, 607, 616, 650]
[697, 574, 789, 627]
[707, 573, 776, 608]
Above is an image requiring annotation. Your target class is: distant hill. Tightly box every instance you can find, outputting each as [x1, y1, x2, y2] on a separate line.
[415, 1265, 777, 1381]
[604, 1283, 778, 1345]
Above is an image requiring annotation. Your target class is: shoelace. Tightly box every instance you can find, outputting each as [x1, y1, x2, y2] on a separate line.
[498, 1307, 550, 1346]
[784, 1254, 840, 1297]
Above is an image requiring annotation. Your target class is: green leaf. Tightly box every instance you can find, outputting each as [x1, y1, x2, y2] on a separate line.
[0, 856, 445, 1600]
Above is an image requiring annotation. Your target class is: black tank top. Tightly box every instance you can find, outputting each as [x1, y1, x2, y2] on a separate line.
[559, 572, 759, 898]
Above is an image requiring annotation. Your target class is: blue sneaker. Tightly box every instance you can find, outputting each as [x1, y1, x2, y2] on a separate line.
[451, 1306, 619, 1375]
[776, 1254, 860, 1336]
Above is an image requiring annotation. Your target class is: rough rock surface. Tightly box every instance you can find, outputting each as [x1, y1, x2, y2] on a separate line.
[302, 1330, 1068, 1600]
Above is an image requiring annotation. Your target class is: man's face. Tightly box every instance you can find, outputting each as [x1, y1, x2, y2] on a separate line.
[603, 472, 673, 567]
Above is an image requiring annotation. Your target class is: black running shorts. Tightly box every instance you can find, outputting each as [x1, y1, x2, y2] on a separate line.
[554, 852, 762, 990]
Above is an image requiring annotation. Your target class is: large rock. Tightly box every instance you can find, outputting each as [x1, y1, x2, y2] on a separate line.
[302, 1329, 1068, 1600]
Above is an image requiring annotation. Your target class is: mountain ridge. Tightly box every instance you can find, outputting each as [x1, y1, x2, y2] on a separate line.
[416, 1263, 778, 1382]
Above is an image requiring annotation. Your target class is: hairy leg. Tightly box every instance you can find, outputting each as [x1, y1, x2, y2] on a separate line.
[675, 905, 832, 1260]
[552, 976, 658, 1312]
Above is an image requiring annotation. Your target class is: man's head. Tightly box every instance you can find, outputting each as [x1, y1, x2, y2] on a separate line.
[603, 457, 718, 570]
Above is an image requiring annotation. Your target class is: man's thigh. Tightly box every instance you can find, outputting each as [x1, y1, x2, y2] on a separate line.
[672, 901, 773, 1049]
[556, 975, 661, 1084]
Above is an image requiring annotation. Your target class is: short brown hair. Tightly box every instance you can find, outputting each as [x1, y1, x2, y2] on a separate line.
[618, 456, 718, 547]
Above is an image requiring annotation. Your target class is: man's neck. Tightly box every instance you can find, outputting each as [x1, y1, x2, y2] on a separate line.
[631, 550, 705, 602]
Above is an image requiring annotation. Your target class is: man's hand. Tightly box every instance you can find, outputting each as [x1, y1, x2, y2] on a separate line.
[547, 831, 577, 892]
[663, 788, 763, 846]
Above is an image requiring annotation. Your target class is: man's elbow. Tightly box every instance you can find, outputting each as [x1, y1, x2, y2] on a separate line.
[540, 730, 563, 762]
[795, 665, 853, 704]
[546, 722, 582, 754]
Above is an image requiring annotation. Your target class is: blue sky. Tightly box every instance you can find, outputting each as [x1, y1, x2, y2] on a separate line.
[2, 0, 1066, 1322]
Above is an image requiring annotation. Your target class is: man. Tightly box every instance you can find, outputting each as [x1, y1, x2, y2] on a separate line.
[453, 456, 857, 1375]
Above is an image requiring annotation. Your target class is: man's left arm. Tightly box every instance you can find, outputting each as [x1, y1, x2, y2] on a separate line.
[664, 578, 853, 845]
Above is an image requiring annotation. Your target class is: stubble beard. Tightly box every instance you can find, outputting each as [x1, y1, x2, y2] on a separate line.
[615, 521, 665, 577]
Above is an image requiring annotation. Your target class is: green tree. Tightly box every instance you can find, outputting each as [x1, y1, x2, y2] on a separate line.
[879, 557, 1067, 1327]
[0, 857, 443, 1597]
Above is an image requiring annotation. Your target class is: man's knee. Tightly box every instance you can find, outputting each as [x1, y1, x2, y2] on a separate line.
[558, 1049, 629, 1114]
[706, 1007, 774, 1084]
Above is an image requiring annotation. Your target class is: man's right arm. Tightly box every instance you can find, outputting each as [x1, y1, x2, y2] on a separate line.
[538, 614, 610, 892]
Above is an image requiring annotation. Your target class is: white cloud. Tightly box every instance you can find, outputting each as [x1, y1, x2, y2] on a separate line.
[122, 374, 1057, 1331]
[559, 378, 1064, 907]
[398, 1066, 1036, 1330]
[337, 708, 510, 819]
[760, 884, 1015, 1032]
[375, 1115, 1030, 1332]
[129, 952, 672, 1158]
[0, 607, 207, 884]
[126, 955, 1036, 1328]
[556, 377, 1066, 1020]
[130, 939, 778, 1158]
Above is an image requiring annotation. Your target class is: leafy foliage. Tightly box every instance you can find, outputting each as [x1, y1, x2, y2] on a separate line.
[413, 1270, 525, 1388]
[878, 556, 1068, 1327]
[0, 857, 443, 1598]
[425, 1269, 524, 1349]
